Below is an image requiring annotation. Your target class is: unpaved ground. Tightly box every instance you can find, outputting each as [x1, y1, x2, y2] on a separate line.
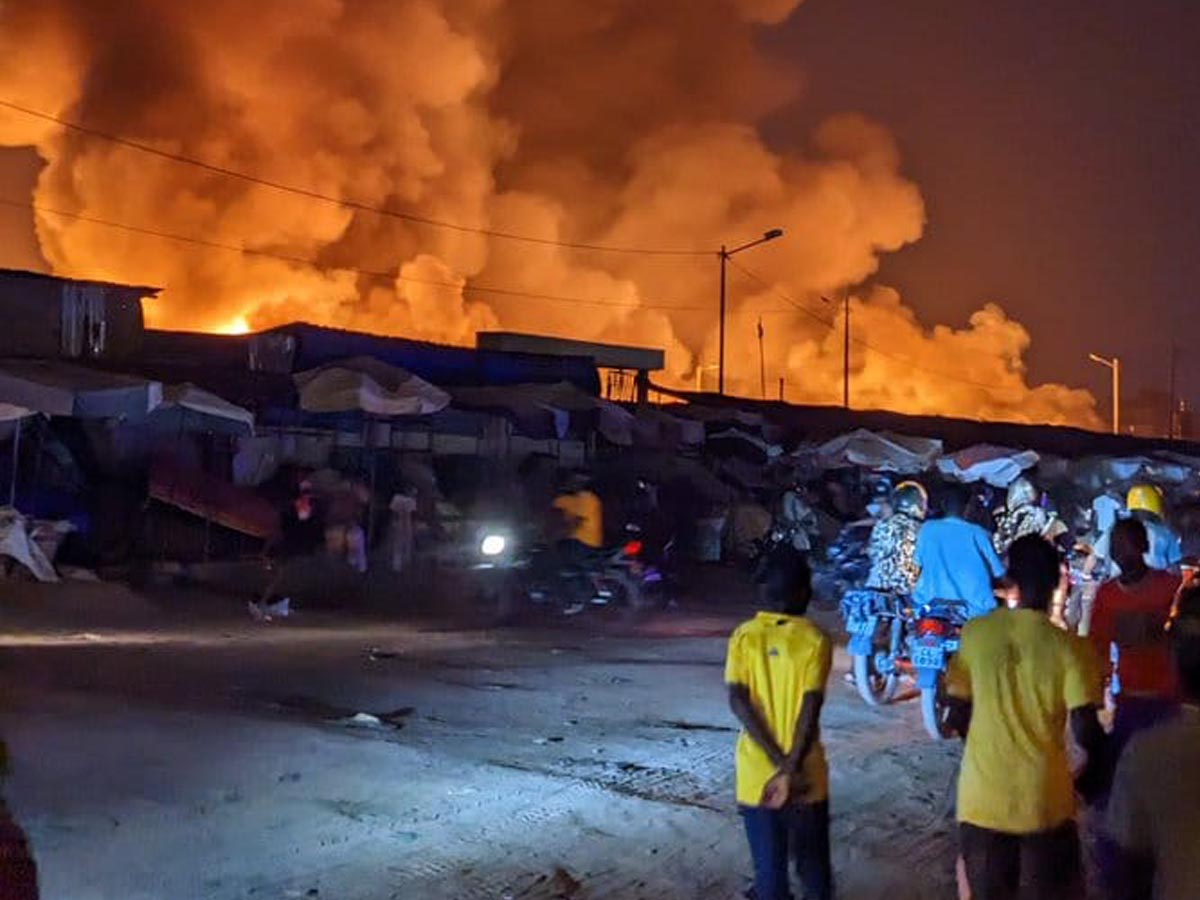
[0, 582, 960, 899]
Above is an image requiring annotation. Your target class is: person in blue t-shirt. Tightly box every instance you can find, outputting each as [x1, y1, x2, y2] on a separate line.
[914, 485, 1006, 619]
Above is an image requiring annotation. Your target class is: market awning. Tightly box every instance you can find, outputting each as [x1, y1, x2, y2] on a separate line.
[813, 429, 943, 474]
[0, 359, 162, 418]
[937, 444, 1040, 487]
[294, 356, 450, 416]
[450, 381, 633, 445]
[146, 383, 255, 435]
[0, 403, 33, 422]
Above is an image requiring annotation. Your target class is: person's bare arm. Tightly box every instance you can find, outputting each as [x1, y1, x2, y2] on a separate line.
[784, 690, 823, 774]
[1070, 703, 1109, 804]
[728, 684, 786, 768]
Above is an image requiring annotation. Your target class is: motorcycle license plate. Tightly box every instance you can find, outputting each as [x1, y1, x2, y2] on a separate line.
[847, 616, 876, 637]
[912, 640, 945, 671]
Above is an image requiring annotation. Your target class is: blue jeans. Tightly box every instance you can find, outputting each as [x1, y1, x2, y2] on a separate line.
[741, 802, 832, 900]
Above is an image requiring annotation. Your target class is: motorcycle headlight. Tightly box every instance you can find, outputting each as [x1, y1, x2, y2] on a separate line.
[480, 534, 507, 557]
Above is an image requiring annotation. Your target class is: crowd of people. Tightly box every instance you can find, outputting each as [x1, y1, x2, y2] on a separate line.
[727, 475, 1198, 899]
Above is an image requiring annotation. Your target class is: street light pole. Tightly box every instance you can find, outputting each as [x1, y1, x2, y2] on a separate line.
[1088, 352, 1122, 435]
[717, 228, 784, 395]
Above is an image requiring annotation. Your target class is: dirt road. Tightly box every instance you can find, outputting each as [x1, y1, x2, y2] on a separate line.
[0, 583, 960, 899]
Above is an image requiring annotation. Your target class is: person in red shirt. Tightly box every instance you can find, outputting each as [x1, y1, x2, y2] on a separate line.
[1089, 517, 1182, 756]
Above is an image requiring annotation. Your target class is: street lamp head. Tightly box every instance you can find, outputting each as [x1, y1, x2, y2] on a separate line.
[764, 228, 784, 241]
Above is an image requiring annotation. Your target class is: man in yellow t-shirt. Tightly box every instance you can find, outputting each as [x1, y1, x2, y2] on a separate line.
[726, 548, 833, 900]
[552, 475, 604, 550]
[946, 534, 1105, 900]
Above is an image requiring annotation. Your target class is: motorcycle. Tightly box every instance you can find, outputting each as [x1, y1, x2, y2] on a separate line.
[911, 599, 968, 740]
[813, 520, 873, 609]
[472, 525, 653, 619]
[842, 588, 915, 706]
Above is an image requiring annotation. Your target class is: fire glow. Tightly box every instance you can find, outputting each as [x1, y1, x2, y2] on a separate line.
[0, 0, 1099, 427]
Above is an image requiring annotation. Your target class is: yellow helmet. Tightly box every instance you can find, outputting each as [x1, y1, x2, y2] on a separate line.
[1126, 484, 1165, 519]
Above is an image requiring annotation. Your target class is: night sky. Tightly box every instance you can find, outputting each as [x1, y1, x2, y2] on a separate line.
[772, 0, 1200, 414]
[2, 0, 1197, 417]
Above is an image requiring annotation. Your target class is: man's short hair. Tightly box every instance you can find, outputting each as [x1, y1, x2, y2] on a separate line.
[760, 546, 813, 614]
[939, 484, 970, 518]
[1172, 585, 1200, 701]
[1007, 534, 1060, 611]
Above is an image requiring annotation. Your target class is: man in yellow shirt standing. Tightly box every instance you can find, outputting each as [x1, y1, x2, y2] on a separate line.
[947, 535, 1106, 900]
[726, 548, 833, 900]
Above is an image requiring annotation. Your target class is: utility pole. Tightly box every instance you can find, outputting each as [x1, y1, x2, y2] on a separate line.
[1168, 344, 1178, 438]
[1089, 352, 1122, 435]
[717, 228, 784, 395]
[822, 291, 853, 408]
[718, 245, 727, 395]
[842, 292, 851, 409]
[757, 317, 766, 400]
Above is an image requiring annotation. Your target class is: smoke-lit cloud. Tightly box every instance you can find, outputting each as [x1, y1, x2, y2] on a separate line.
[0, 0, 1099, 427]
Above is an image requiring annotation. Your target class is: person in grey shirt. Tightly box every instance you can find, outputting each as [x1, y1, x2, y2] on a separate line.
[1106, 584, 1200, 900]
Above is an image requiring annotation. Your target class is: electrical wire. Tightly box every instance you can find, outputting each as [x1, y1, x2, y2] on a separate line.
[0, 98, 712, 258]
[729, 259, 1037, 396]
[0, 197, 722, 313]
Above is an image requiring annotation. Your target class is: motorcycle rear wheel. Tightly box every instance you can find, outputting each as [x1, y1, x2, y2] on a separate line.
[853, 651, 900, 706]
[920, 684, 955, 741]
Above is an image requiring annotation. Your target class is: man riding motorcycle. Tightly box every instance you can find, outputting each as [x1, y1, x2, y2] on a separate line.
[778, 482, 820, 553]
[865, 481, 927, 595]
[992, 476, 1066, 557]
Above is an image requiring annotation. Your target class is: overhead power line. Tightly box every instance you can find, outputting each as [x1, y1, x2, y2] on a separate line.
[0, 98, 711, 258]
[729, 259, 1037, 397]
[0, 197, 720, 313]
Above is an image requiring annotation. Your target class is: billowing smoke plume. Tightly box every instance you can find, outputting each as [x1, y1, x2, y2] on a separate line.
[0, 0, 1099, 427]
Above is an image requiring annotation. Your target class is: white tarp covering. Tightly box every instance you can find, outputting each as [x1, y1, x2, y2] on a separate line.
[815, 429, 943, 474]
[294, 356, 450, 416]
[0, 403, 33, 421]
[0, 507, 60, 582]
[0, 359, 162, 418]
[937, 444, 1040, 487]
[149, 383, 255, 435]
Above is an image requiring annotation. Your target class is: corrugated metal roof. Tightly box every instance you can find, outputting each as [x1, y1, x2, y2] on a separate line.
[0, 267, 160, 296]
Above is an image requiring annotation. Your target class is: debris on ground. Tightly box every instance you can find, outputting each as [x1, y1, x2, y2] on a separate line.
[248, 597, 291, 622]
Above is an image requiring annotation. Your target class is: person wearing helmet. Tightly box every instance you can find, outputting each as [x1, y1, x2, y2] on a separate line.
[992, 476, 1066, 557]
[864, 481, 927, 595]
[1126, 484, 1183, 573]
[778, 482, 820, 553]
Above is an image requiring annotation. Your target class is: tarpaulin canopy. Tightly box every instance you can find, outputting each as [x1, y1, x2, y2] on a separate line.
[632, 406, 706, 450]
[814, 429, 943, 474]
[146, 383, 255, 435]
[937, 444, 1040, 487]
[451, 381, 634, 445]
[0, 359, 162, 418]
[150, 456, 280, 539]
[294, 356, 450, 417]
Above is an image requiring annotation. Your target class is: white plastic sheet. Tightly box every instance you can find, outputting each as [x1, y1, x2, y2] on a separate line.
[0, 507, 59, 582]
[815, 429, 943, 474]
[937, 444, 1040, 487]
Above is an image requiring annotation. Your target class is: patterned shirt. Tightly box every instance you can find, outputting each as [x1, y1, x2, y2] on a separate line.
[866, 513, 921, 594]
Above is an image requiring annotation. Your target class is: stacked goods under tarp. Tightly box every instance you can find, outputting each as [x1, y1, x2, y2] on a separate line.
[294, 357, 450, 417]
